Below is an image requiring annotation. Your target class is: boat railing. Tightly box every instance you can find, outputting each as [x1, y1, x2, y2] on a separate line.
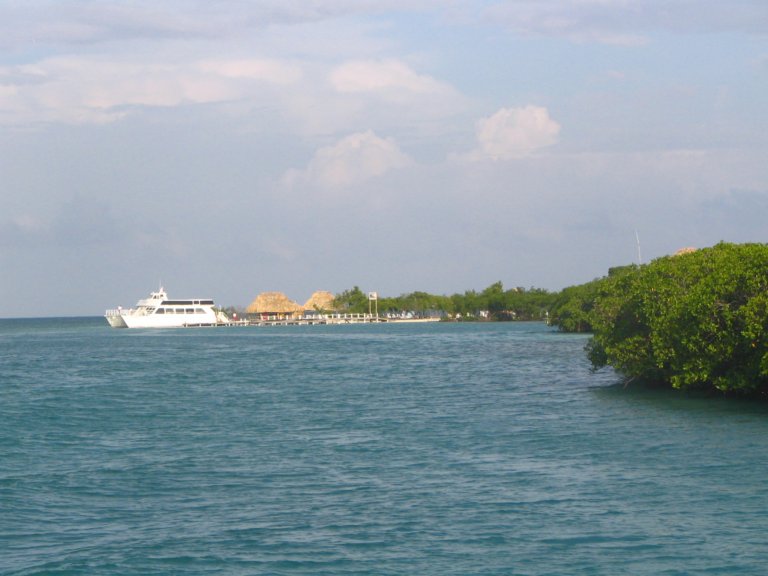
[105, 308, 133, 317]
[316, 313, 380, 321]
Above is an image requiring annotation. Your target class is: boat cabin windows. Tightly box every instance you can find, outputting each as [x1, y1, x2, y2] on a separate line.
[154, 306, 208, 315]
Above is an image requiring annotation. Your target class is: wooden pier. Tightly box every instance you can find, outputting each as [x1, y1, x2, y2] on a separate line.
[214, 313, 388, 327]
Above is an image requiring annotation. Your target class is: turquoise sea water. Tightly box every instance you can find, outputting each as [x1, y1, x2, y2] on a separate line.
[2, 318, 768, 575]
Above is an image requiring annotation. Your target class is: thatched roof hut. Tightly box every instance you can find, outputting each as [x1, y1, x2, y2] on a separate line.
[246, 291, 303, 314]
[303, 290, 336, 312]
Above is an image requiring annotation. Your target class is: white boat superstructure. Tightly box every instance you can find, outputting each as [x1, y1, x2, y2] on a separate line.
[105, 287, 227, 328]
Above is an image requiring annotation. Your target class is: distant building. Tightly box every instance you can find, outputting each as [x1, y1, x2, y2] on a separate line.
[245, 291, 303, 319]
[302, 291, 336, 315]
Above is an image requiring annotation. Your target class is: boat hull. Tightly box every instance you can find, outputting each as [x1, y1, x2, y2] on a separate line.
[121, 311, 219, 328]
[105, 313, 128, 328]
[105, 309, 219, 328]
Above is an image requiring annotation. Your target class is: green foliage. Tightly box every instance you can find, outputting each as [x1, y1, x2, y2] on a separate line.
[378, 291, 453, 316]
[549, 267, 643, 333]
[548, 278, 604, 332]
[333, 286, 370, 313]
[587, 243, 768, 396]
[500, 286, 554, 321]
[451, 283, 554, 320]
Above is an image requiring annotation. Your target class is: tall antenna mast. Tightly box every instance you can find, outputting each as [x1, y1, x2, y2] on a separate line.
[635, 230, 642, 265]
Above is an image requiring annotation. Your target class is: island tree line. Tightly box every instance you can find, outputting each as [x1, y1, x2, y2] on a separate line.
[333, 283, 555, 321]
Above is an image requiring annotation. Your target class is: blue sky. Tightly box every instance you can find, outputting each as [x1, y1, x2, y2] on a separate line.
[1, 1, 767, 316]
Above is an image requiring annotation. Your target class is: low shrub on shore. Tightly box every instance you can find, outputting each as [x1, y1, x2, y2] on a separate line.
[573, 243, 768, 396]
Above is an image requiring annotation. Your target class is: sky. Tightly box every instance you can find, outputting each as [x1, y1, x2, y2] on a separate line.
[1, 1, 767, 317]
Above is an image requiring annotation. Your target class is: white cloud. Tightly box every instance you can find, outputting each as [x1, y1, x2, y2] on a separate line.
[473, 106, 561, 160]
[289, 130, 412, 189]
[319, 58, 467, 140]
[331, 59, 448, 95]
[197, 58, 302, 84]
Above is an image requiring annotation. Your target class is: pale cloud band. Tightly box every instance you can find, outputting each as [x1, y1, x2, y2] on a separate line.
[0, 56, 302, 124]
[0, 45, 562, 181]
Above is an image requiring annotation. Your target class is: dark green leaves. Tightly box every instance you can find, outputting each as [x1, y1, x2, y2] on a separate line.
[585, 243, 768, 395]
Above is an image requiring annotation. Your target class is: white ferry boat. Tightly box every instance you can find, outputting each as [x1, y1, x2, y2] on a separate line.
[105, 287, 226, 328]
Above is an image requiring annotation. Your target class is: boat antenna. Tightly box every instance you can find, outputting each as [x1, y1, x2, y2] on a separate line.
[635, 230, 642, 265]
